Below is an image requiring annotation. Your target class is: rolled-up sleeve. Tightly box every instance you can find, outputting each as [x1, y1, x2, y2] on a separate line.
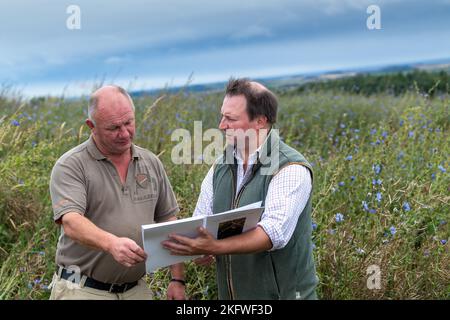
[258, 164, 312, 250]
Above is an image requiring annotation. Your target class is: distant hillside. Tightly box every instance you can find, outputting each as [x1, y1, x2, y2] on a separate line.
[292, 70, 450, 96]
[128, 58, 450, 97]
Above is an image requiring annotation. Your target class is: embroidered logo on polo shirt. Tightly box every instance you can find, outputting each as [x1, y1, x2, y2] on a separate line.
[136, 173, 149, 189]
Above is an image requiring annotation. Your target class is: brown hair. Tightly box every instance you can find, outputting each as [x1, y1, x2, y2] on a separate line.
[225, 78, 277, 124]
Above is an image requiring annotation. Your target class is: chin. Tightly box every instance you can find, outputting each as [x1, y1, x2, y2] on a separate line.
[114, 142, 131, 152]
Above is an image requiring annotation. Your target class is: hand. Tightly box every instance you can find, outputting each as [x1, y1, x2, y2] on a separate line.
[194, 255, 216, 266]
[108, 237, 147, 267]
[166, 281, 186, 300]
[162, 227, 217, 256]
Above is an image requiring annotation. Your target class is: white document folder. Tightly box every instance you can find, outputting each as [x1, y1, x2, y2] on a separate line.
[141, 201, 264, 273]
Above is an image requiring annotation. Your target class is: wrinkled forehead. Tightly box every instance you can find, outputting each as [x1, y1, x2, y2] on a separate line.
[96, 94, 134, 121]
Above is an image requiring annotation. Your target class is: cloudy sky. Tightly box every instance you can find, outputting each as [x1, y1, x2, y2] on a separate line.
[1, 0, 450, 96]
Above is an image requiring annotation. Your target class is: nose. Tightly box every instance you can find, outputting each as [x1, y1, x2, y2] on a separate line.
[218, 117, 227, 130]
[118, 125, 130, 138]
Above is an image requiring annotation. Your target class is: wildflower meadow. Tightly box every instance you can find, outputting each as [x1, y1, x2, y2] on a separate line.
[0, 78, 448, 299]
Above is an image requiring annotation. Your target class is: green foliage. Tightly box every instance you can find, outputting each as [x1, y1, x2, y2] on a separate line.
[0, 81, 448, 299]
[295, 70, 450, 97]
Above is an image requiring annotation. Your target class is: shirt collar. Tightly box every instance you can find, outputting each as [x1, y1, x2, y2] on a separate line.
[87, 135, 140, 161]
[233, 130, 271, 165]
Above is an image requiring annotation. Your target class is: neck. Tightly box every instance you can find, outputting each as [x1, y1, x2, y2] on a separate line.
[238, 127, 270, 166]
[92, 136, 132, 164]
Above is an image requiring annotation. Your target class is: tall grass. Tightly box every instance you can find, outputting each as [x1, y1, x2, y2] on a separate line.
[0, 88, 448, 299]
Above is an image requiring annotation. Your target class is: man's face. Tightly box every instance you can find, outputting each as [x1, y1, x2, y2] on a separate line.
[219, 94, 261, 148]
[90, 93, 135, 156]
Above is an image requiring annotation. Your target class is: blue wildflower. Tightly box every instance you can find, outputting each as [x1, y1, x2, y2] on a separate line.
[351, 176, 356, 181]
[389, 226, 396, 236]
[441, 239, 447, 245]
[370, 128, 377, 135]
[354, 129, 360, 133]
[431, 173, 436, 180]
[345, 155, 353, 161]
[376, 192, 382, 203]
[338, 181, 345, 187]
[335, 213, 344, 223]
[373, 164, 382, 175]
[11, 119, 20, 126]
[340, 123, 346, 129]
[372, 179, 382, 185]
[408, 131, 414, 138]
[402, 202, 411, 212]
[399, 120, 404, 126]
[31, 141, 37, 147]
[369, 209, 377, 214]
[381, 131, 388, 138]
[438, 165, 446, 173]
[312, 222, 318, 231]
[362, 201, 369, 211]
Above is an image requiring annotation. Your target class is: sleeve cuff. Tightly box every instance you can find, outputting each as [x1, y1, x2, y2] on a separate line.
[257, 221, 285, 251]
[53, 207, 85, 222]
[155, 206, 180, 222]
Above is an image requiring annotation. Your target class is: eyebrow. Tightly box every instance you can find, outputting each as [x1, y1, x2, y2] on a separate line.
[221, 112, 237, 118]
[107, 117, 135, 128]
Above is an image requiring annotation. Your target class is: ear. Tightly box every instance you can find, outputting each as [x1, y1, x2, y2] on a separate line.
[256, 115, 268, 129]
[86, 119, 95, 130]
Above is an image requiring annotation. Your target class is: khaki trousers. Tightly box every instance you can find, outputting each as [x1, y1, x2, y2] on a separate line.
[49, 273, 153, 300]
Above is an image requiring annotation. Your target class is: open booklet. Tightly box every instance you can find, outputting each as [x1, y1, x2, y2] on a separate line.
[141, 201, 264, 273]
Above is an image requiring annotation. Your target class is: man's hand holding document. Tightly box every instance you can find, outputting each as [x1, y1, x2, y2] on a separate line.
[141, 202, 264, 273]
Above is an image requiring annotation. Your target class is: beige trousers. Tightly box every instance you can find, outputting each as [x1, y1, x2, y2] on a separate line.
[49, 273, 153, 300]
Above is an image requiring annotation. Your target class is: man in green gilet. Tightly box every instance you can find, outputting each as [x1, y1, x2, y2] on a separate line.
[163, 78, 318, 300]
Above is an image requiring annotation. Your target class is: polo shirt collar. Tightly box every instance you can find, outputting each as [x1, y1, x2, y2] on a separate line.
[87, 135, 140, 160]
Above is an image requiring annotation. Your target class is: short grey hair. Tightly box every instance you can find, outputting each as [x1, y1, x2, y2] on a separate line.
[88, 85, 135, 125]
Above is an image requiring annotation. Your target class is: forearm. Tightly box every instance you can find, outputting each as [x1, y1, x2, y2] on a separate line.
[62, 212, 116, 253]
[170, 263, 185, 280]
[214, 226, 272, 255]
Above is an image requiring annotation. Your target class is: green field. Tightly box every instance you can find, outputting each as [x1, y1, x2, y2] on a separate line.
[0, 81, 448, 299]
